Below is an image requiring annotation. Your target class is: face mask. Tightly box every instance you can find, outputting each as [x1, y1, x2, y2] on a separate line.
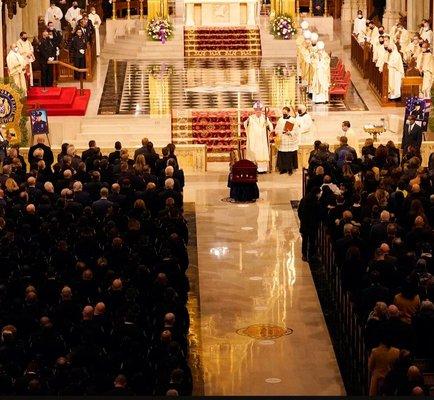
[379, 40, 384, 45]
[370, 26, 374, 30]
[358, 15, 362, 19]
[22, 37, 27, 41]
[387, 49, 392, 53]
[379, 29, 384, 34]
[298, 110, 303, 115]
[73, 5, 78, 8]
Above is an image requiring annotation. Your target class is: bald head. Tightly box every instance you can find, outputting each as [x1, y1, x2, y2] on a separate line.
[112, 278, 122, 291]
[380, 210, 390, 222]
[388, 304, 400, 318]
[61, 286, 72, 300]
[94, 302, 106, 316]
[82, 305, 94, 320]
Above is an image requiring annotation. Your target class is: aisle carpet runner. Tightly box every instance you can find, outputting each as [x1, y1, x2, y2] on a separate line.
[184, 28, 261, 57]
[190, 110, 277, 153]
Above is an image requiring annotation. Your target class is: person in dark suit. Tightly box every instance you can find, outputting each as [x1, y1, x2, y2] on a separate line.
[134, 137, 150, 160]
[81, 140, 97, 162]
[28, 137, 54, 168]
[402, 115, 423, 155]
[92, 187, 113, 217]
[69, 29, 87, 80]
[102, 0, 113, 20]
[46, 22, 63, 49]
[108, 141, 122, 165]
[39, 30, 56, 87]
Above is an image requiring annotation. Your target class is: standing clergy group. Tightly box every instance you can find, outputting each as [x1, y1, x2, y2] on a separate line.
[297, 20, 331, 104]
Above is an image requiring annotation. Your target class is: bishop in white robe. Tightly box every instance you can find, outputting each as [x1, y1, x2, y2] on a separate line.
[6, 45, 27, 93]
[88, 8, 102, 56]
[243, 102, 274, 173]
[44, 3, 63, 31]
[311, 42, 330, 103]
[387, 46, 404, 100]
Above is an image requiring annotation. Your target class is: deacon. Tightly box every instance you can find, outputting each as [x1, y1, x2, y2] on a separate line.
[275, 106, 299, 175]
[243, 101, 274, 173]
[311, 41, 330, 104]
[417, 43, 433, 99]
[44, 2, 63, 32]
[65, 1, 82, 30]
[88, 7, 102, 56]
[17, 31, 35, 87]
[387, 45, 404, 100]
[6, 44, 27, 93]
[353, 10, 366, 42]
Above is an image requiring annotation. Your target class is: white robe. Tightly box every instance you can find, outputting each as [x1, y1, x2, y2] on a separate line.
[44, 6, 63, 31]
[311, 50, 330, 103]
[6, 50, 27, 93]
[296, 112, 313, 144]
[420, 28, 433, 44]
[244, 114, 273, 172]
[16, 39, 35, 86]
[65, 6, 82, 29]
[88, 12, 102, 56]
[353, 17, 367, 42]
[417, 52, 434, 99]
[366, 26, 379, 44]
[387, 49, 404, 99]
[275, 116, 299, 152]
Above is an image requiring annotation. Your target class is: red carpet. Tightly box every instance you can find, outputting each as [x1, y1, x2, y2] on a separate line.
[27, 87, 91, 116]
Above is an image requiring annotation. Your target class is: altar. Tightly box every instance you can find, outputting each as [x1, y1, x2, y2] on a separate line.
[184, 0, 259, 28]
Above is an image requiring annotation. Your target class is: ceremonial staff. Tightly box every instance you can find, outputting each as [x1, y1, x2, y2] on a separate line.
[264, 105, 272, 173]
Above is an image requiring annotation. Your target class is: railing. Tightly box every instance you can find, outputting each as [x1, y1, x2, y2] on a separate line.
[48, 60, 88, 94]
[367, 46, 390, 107]
[302, 169, 369, 395]
[351, 34, 370, 78]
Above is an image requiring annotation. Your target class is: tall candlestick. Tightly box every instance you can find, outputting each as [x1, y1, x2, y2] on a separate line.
[127, 0, 131, 19]
[112, 0, 116, 19]
[324, 0, 328, 16]
[309, 0, 313, 16]
[139, 0, 144, 19]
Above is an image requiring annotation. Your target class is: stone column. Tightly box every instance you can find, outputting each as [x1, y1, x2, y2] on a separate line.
[340, 0, 353, 47]
[247, 0, 256, 26]
[407, 0, 417, 32]
[185, 2, 194, 26]
[6, 4, 23, 49]
[383, 0, 399, 32]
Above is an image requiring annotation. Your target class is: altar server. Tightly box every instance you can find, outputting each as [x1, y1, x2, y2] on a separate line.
[387, 45, 404, 100]
[16, 31, 35, 86]
[88, 7, 102, 56]
[44, 2, 63, 32]
[295, 104, 313, 137]
[243, 101, 274, 173]
[6, 44, 27, 93]
[311, 41, 330, 104]
[275, 106, 299, 175]
[65, 1, 82, 30]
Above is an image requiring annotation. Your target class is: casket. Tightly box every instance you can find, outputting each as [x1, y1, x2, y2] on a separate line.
[231, 159, 258, 183]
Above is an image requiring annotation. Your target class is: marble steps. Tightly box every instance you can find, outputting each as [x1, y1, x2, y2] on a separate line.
[75, 116, 172, 148]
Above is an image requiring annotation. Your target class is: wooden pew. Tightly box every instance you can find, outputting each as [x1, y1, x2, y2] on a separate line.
[351, 34, 370, 78]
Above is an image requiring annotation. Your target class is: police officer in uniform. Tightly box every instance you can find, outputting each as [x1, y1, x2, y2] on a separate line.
[39, 30, 57, 87]
[69, 28, 87, 80]
[33, 112, 48, 134]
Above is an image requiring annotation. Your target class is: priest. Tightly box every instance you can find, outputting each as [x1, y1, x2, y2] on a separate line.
[243, 101, 274, 173]
[387, 45, 404, 100]
[295, 104, 313, 143]
[17, 31, 35, 87]
[417, 43, 433, 99]
[6, 44, 27, 93]
[88, 7, 102, 56]
[44, 2, 63, 32]
[311, 41, 330, 104]
[65, 1, 82, 30]
[353, 10, 367, 42]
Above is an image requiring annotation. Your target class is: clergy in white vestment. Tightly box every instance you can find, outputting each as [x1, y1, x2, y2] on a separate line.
[44, 2, 63, 32]
[376, 37, 394, 72]
[387, 46, 404, 100]
[353, 10, 366, 42]
[417, 44, 433, 99]
[420, 20, 433, 44]
[275, 106, 299, 175]
[6, 45, 27, 93]
[372, 35, 385, 63]
[88, 7, 102, 56]
[311, 41, 330, 104]
[341, 121, 359, 156]
[243, 101, 274, 173]
[65, 2, 82, 29]
[366, 21, 379, 44]
[391, 22, 410, 49]
[295, 104, 313, 144]
[403, 35, 422, 63]
[17, 32, 35, 86]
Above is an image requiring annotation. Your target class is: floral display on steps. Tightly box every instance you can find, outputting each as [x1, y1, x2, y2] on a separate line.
[147, 17, 174, 43]
[269, 14, 296, 40]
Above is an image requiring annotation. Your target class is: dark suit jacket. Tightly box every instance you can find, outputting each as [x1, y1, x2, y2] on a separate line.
[402, 123, 423, 152]
[92, 198, 113, 216]
[29, 143, 54, 167]
[134, 146, 150, 161]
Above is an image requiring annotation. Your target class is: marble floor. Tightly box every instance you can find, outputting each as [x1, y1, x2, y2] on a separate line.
[184, 170, 345, 395]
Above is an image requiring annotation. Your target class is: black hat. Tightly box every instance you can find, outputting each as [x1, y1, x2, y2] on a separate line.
[35, 111, 42, 117]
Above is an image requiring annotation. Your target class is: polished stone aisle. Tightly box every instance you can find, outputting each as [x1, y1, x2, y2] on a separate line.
[185, 171, 345, 396]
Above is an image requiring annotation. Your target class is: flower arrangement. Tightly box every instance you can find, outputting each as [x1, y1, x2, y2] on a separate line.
[147, 17, 174, 44]
[269, 14, 296, 40]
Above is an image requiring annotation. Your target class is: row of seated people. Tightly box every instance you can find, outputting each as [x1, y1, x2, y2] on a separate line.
[299, 136, 434, 396]
[0, 138, 191, 395]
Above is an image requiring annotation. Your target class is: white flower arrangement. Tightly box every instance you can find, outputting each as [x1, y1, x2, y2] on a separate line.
[147, 17, 174, 43]
[269, 14, 296, 40]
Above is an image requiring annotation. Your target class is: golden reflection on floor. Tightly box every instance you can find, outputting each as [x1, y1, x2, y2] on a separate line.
[189, 175, 345, 395]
